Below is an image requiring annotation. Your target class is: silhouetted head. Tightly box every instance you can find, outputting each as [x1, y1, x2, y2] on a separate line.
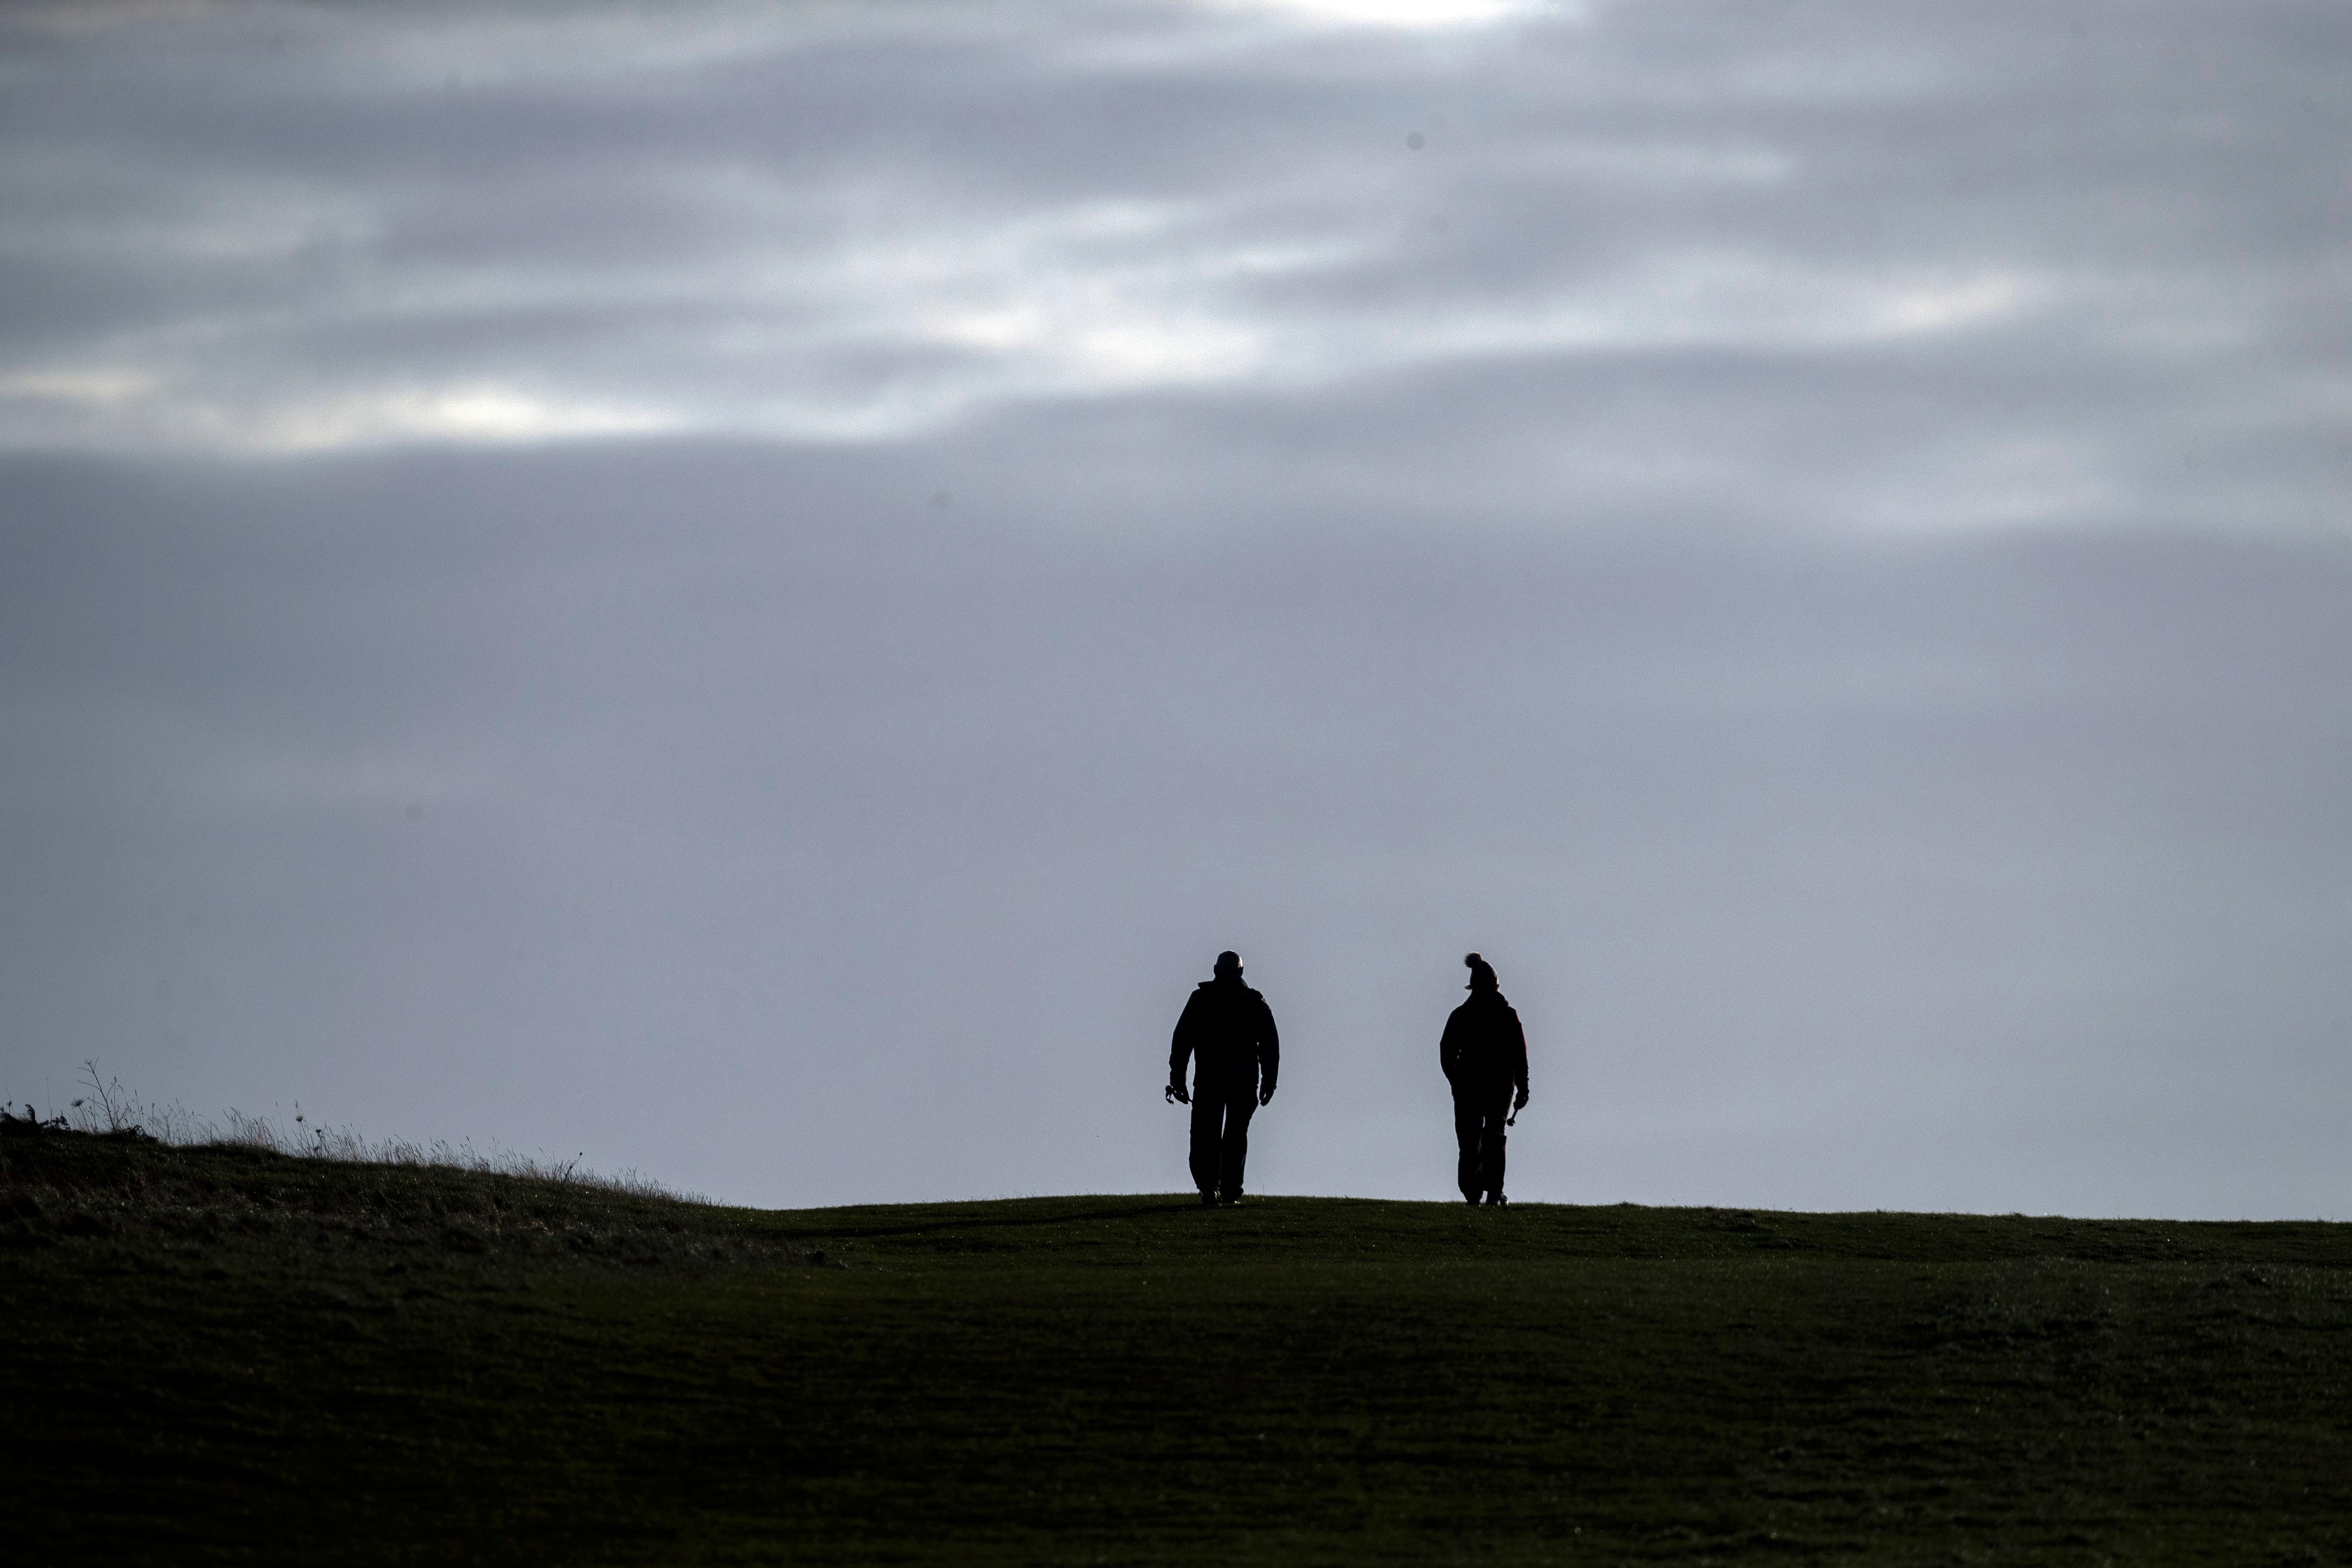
[1213, 950, 1242, 979]
[1464, 952, 1498, 991]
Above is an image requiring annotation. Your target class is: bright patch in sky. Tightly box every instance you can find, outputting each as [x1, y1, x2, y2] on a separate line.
[262, 386, 681, 453]
[1214, 0, 1555, 29]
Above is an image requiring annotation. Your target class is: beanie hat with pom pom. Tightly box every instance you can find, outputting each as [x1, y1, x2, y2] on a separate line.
[1464, 952, 1498, 991]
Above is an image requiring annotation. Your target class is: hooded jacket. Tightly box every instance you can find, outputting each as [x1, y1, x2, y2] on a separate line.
[1440, 990, 1527, 1099]
[1170, 976, 1280, 1095]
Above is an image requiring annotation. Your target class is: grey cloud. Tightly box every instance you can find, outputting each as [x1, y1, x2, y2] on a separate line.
[1, 2, 2348, 1217]
[5, 0, 2345, 518]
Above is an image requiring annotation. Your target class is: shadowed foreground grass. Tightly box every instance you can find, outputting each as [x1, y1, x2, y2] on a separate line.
[6, 1133, 2352, 1564]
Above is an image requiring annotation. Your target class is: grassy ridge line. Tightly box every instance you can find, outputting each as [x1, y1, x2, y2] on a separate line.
[9, 1133, 2352, 1564]
[781, 1188, 2352, 1269]
[7, 1124, 2344, 1268]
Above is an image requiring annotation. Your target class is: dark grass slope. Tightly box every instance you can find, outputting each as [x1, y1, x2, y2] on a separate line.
[7, 1131, 2352, 1564]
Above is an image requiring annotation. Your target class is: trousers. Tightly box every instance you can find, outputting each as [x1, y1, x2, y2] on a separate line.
[1453, 1091, 1510, 1200]
[1189, 1081, 1259, 1197]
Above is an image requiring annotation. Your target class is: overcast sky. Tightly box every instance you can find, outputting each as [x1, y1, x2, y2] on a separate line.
[3, 0, 2348, 1217]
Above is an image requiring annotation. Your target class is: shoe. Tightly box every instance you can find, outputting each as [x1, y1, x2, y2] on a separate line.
[1222, 1192, 1245, 1206]
[1463, 1193, 1480, 1205]
[1200, 1190, 1218, 1207]
[1487, 1191, 1509, 1207]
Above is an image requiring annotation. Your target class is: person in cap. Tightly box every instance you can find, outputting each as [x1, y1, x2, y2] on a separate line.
[1440, 952, 1528, 1205]
[1167, 950, 1280, 1206]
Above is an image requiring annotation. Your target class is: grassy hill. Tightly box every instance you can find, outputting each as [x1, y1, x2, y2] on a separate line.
[7, 1130, 2352, 1564]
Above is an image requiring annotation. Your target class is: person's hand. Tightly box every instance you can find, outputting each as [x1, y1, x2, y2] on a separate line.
[1513, 1087, 1528, 1112]
[1259, 1086, 1274, 1106]
[1166, 1081, 1190, 1105]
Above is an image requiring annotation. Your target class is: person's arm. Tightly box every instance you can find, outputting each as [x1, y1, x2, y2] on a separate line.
[1439, 1009, 1463, 1087]
[1168, 992, 1199, 1103]
[1256, 997, 1279, 1104]
[1509, 1007, 1529, 1109]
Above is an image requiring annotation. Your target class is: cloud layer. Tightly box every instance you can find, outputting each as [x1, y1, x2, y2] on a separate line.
[5, 1, 2346, 535]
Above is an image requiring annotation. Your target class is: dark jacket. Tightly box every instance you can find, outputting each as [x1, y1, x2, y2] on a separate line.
[1170, 977, 1280, 1096]
[1440, 991, 1527, 1099]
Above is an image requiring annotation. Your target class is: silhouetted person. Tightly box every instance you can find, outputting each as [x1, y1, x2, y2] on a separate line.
[1441, 952, 1527, 1205]
[1167, 950, 1279, 1206]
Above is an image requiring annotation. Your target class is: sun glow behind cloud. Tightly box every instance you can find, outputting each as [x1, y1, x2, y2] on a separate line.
[1210, 0, 1561, 29]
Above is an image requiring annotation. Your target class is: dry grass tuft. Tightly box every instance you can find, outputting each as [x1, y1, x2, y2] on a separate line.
[28, 1060, 695, 1203]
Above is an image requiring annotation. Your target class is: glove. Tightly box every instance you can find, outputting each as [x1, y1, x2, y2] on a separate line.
[1513, 1087, 1529, 1111]
[1165, 1081, 1190, 1105]
[1259, 1085, 1275, 1106]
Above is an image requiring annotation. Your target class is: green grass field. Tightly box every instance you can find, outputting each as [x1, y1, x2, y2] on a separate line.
[7, 1130, 2352, 1564]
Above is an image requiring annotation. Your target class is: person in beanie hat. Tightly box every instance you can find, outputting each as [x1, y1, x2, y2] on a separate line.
[1439, 952, 1528, 1205]
[1167, 950, 1280, 1205]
